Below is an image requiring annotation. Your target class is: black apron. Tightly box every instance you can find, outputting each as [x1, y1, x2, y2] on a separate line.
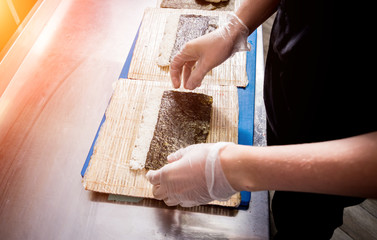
[264, 1, 375, 238]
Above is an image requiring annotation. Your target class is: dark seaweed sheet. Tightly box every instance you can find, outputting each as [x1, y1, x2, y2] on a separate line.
[145, 91, 213, 170]
[160, 0, 234, 11]
[170, 14, 218, 61]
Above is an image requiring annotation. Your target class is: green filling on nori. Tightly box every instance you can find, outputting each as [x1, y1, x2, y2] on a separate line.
[145, 91, 213, 170]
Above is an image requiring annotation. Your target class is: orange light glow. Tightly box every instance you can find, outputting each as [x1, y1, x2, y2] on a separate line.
[0, 0, 38, 53]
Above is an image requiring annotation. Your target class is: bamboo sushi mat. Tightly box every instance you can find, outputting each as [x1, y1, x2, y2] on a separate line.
[82, 79, 241, 207]
[156, 0, 244, 10]
[127, 7, 248, 87]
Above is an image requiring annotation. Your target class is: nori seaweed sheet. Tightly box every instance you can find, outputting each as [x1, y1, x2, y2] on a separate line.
[170, 14, 218, 61]
[161, 0, 234, 11]
[145, 91, 213, 170]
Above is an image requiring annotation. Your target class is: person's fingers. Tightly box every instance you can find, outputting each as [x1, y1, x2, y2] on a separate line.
[170, 51, 190, 88]
[146, 170, 161, 185]
[167, 148, 184, 163]
[170, 47, 196, 88]
[170, 66, 182, 89]
[180, 201, 198, 208]
[167, 144, 199, 163]
[152, 185, 165, 200]
[182, 61, 195, 86]
[164, 196, 181, 206]
[170, 41, 202, 89]
[184, 62, 208, 90]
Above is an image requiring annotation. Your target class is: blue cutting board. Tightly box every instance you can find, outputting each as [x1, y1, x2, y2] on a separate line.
[81, 28, 257, 209]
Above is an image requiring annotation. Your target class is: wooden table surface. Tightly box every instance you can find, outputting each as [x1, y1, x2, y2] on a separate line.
[0, 0, 269, 239]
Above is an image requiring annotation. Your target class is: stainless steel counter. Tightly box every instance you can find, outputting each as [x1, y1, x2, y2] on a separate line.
[0, 0, 269, 239]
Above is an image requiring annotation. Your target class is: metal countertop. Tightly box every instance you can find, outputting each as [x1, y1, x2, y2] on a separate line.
[0, 1, 269, 239]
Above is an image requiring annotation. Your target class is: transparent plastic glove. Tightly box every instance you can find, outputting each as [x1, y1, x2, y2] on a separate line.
[170, 13, 251, 90]
[146, 142, 237, 207]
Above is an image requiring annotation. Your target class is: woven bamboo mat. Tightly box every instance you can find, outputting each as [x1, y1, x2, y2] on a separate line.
[128, 8, 248, 87]
[82, 78, 240, 207]
[156, 0, 244, 11]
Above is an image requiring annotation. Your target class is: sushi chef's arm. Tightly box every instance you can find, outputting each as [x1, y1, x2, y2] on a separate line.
[146, 131, 377, 207]
[146, 143, 237, 207]
[221, 131, 377, 198]
[170, 0, 280, 90]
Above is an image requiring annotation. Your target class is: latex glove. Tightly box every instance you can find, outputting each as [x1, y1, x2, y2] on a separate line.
[146, 142, 237, 207]
[170, 13, 251, 90]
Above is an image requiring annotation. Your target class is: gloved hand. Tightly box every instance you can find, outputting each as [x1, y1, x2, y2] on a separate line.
[146, 142, 237, 207]
[170, 13, 251, 90]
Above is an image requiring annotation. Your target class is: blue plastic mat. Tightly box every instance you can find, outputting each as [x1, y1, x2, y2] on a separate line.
[81, 29, 257, 209]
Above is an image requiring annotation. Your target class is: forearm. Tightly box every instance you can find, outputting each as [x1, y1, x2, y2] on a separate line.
[236, 0, 280, 33]
[220, 131, 377, 198]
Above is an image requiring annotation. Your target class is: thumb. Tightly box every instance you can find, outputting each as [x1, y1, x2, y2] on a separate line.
[167, 144, 197, 163]
[167, 149, 184, 163]
[146, 170, 161, 185]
